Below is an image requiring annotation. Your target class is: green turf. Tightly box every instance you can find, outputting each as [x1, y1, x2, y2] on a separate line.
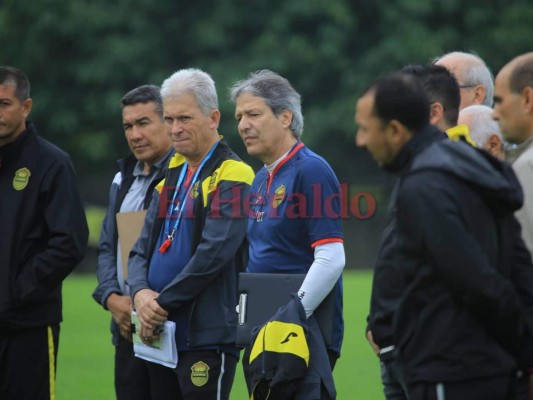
[56, 270, 383, 399]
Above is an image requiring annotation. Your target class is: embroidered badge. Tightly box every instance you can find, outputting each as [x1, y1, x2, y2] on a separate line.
[191, 181, 200, 198]
[272, 184, 286, 208]
[208, 171, 218, 192]
[13, 167, 31, 191]
[191, 361, 209, 387]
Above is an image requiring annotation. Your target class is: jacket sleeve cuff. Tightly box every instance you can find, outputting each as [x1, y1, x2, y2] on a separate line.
[129, 284, 149, 304]
[101, 288, 122, 310]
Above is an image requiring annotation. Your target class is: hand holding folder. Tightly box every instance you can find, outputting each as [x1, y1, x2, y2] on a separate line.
[131, 311, 178, 368]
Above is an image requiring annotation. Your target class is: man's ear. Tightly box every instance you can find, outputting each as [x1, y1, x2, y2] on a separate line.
[523, 86, 533, 114]
[209, 109, 221, 129]
[21, 98, 32, 119]
[387, 119, 412, 148]
[486, 133, 500, 152]
[429, 102, 444, 126]
[279, 109, 293, 129]
[473, 85, 486, 106]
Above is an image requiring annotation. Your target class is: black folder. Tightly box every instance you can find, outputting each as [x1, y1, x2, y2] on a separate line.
[236, 272, 335, 347]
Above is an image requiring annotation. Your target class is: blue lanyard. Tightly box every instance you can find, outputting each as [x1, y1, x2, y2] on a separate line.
[161, 141, 220, 251]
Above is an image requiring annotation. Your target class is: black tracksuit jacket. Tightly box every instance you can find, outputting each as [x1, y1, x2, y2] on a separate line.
[368, 125, 533, 383]
[0, 122, 88, 330]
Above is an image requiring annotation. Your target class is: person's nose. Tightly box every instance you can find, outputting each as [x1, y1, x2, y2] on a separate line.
[238, 116, 251, 134]
[355, 129, 366, 148]
[128, 125, 144, 141]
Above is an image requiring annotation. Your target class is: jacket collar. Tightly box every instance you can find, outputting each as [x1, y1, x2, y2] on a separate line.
[0, 121, 36, 165]
[384, 124, 445, 174]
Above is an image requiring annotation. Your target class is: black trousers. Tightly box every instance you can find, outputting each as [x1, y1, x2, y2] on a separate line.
[115, 334, 179, 400]
[407, 375, 516, 400]
[0, 325, 59, 400]
[160, 350, 238, 400]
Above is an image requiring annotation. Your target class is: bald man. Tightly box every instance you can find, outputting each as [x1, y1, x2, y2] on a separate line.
[494, 52, 533, 257]
[493, 50, 533, 400]
[434, 51, 494, 109]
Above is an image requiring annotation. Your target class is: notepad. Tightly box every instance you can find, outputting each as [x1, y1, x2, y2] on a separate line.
[131, 311, 178, 368]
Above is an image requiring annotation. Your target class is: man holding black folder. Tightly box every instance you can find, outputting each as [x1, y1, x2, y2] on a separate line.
[231, 70, 346, 399]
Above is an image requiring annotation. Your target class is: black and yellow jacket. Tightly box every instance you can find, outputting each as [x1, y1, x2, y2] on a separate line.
[0, 122, 88, 330]
[127, 138, 254, 348]
[248, 295, 336, 400]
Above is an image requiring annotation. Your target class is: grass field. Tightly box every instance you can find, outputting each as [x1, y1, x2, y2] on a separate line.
[56, 270, 382, 399]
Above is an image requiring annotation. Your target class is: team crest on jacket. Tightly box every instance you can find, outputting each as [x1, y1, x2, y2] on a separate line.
[208, 171, 218, 192]
[191, 181, 200, 198]
[13, 167, 31, 191]
[273, 184, 286, 208]
[191, 361, 209, 387]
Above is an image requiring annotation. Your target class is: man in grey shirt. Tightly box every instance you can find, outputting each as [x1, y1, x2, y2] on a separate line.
[92, 85, 178, 400]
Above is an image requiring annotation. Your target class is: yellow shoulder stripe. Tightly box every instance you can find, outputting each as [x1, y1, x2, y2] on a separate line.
[201, 159, 254, 205]
[155, 153, 187, 193]
[249, 321, 309, 366]
[169, 152, 187, 169]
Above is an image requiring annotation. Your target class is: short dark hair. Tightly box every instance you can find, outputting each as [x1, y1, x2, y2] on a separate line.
[120, 85, 163, 117]
[402, 64, 460, 128]
[509, 53, 533, 94]
[0, 66, 30, 103]
[362, 72, 430, 132]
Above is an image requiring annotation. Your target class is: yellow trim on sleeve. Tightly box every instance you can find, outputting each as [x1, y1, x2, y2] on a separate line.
[48, 326, 56, 400]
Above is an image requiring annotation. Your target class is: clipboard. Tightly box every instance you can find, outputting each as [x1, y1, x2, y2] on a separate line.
[116, 210, 147, 280]
[236, 273, 336, 348]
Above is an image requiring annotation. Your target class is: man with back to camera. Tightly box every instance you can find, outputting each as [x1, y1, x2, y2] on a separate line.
[92, 85, 179, 399]
[127, 68, 254, 400]
[357, 71, 533, 400]
[231, 70, 345, 399]
[0, 66, 88, 399]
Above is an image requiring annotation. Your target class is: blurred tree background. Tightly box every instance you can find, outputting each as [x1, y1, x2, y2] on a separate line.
[1, 0, 532, 268]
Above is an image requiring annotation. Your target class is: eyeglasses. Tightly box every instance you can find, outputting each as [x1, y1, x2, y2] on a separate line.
[458, 84, 477, 89]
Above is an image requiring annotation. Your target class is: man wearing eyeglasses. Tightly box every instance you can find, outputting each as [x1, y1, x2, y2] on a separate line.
[433, 51, 494, 110]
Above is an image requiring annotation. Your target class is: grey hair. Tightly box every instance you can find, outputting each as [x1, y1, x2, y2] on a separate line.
[161, 68, 218, 116]
[459, 104, 502, 147]
[433, 51, 494, 107]
[229, 70, 304, 138]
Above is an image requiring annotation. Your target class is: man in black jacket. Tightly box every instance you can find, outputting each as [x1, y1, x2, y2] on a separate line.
[0, 66, 88, 399]
[127, 68, 254, 400]
[356, 72, 533, 400]
[92, 85, 177, 399]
